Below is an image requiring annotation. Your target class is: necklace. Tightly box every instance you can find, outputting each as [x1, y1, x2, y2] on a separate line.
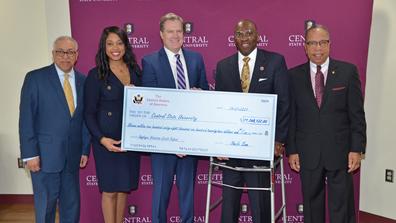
[110, 63, 131, 86]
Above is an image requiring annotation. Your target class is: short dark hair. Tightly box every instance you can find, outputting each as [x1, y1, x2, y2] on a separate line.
[234, 19, 258, 33]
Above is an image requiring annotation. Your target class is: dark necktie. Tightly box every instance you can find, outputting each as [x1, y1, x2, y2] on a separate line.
[315, 65, 325, 108]
[175, 54, 186, 89]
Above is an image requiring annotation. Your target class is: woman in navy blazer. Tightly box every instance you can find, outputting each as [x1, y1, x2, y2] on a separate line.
[84, 26, 141, 223]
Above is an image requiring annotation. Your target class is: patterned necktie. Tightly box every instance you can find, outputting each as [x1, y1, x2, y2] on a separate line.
[175, 54, 186, 89]
[64, 73, 75, 116]
[241, 57, 251, 92]
[315, 65, 325, 108]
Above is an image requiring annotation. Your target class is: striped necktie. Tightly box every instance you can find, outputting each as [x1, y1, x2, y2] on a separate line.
[175, 54, 186, 89]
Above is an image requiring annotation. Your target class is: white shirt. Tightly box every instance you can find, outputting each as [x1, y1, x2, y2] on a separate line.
[55, 64, 77, 106]
[163, 47, 190, 89]
[310, 57, 329, 97]
[238, 48, 257, 82]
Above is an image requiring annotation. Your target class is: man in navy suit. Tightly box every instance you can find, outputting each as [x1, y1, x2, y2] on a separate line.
[286, 25, 366, 223]
[19, 36, 90, 223]
[215, 20, 289, 223]
[142, 13, 208, 223]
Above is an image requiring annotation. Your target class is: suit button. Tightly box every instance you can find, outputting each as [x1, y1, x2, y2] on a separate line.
[107, 112, 112, 116]
[107, 85, 111, 90]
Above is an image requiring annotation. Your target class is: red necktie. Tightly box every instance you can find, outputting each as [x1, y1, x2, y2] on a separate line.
[315, 65, 324, 108]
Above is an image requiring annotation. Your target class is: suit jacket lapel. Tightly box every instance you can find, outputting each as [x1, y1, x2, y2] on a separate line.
[159, 48, 176, 88]
[301, 62, 319, 109]
[182, 49, 194, 87]
[321, 59, 337, 108]
[230, 54, 242, 92]
[74, 72, 84, 116]
[249, 50, 266, 92]
[48, 64, 71, 117]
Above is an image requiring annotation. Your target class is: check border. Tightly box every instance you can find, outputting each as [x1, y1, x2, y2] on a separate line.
[121, 87, 277, 161]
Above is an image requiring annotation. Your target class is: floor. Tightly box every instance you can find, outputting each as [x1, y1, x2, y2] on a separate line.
[0, 195, 396, 223]
[0, 204, 59, 223]
[359, 211, 396, 223]
[0, 203, 394, 222]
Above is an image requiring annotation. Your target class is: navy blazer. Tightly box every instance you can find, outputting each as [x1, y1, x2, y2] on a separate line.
[19, 64, 90, 173]
[141, 48, 209, 90]
[215, 49, 290, 143]
[287, 59, 367, 170]
[84, 67, 142, 142]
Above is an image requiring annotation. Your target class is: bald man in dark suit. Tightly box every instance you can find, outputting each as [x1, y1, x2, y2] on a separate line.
[215, 19, 289, 223]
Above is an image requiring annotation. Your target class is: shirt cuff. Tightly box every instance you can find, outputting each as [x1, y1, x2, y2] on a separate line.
[23, 156, 39, 162]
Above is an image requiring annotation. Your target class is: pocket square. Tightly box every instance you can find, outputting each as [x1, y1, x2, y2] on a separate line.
[332, 86, 346, 91]
[258, 78, 268, 82]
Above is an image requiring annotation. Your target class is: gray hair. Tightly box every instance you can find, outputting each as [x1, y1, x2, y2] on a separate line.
[52, 36, 78, 51]
[159, 12, 184, 32]
[304, 24, 330, 40]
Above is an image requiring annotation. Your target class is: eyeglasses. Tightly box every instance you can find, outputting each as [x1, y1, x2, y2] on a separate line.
[235, 30, 256, 39]
[54, 50, 77, 57]
[305, 40, 330, 47]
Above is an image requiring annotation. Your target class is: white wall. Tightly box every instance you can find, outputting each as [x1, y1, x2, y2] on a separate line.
[0, 0, 71, 194]
[359, 0, 396, 220]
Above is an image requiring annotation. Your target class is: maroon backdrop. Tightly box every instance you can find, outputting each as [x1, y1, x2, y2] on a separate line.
[70, 0, 373, 222]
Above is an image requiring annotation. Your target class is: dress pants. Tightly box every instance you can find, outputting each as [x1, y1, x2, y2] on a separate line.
[300, 166, 356, 223]
[31, 167, 80, 223]
[221, 159, 270, 223]
[151, 153, 197, 223]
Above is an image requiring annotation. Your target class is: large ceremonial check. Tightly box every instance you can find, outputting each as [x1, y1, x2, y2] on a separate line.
[121, 87, 277, 160]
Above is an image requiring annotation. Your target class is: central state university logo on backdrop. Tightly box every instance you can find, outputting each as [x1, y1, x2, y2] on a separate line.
[140, 174, 178, 186]
[184, 22, 193, 34]
[275, 173, 293, 184]
[183, 21, 209, 48]
[140, 174, 153, 186]
[288, 34, 305, 47]
[304, 19, 316, 31]
[124, 216, 151, 223]
[227, 34, 269, 47]
[169, 215, 205, 223]
[124, 23, 150, 49]
[296, 203, 304, 214]
[123, 205, 152, 223]
[238, 215, 254, 223]
[278, 203, 304, 223]
[85, 174, 98, 186]
[196, 172, 222, 185]
[288, 20, 316, 47]
[283, 214, 304, 223]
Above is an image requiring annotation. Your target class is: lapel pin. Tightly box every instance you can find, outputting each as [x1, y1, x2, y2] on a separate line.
[260, 66, 265, 71]
[107, 85, 111, 90]
[331, 70, 336, 75]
